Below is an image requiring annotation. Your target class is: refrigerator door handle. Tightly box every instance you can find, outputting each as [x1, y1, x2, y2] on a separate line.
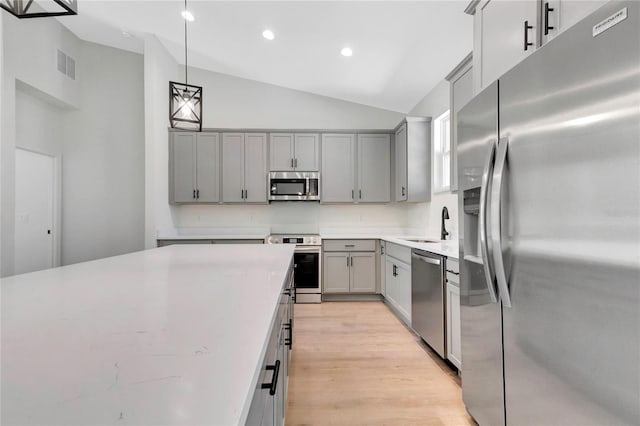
[491, 137, 512, 308]
[479, 139, 499, 303]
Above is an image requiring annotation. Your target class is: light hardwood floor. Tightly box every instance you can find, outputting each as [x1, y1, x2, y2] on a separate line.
[286, 301, 475, 426]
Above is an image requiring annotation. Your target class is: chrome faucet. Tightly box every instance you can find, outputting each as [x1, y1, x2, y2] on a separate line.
[441, 206, 450, 240]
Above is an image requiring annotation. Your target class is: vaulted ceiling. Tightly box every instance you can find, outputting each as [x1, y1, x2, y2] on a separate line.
[58, 1, 473, 112]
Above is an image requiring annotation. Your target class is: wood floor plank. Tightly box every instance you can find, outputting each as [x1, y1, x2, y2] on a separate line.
[286, 301, 475, 426]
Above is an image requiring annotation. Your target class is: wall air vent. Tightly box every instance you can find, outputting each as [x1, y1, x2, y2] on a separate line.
[56, 49, 76, 80]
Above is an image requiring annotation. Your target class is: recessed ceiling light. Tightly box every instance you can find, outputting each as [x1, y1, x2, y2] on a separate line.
[341, 47, 353, 57]
[181, 10, 195, 22]
[262, 29, 275, 40]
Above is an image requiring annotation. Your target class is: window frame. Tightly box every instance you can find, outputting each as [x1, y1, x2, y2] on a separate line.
[433, 109, 451, 194]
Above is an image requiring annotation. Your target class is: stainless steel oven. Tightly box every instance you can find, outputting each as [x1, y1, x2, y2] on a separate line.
[269, 172, 320, 201]
[267, 234, 321, 303]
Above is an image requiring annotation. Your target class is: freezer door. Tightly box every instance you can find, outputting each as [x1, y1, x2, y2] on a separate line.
[498, 2, 640, 424]
[457, 81, 505, 426]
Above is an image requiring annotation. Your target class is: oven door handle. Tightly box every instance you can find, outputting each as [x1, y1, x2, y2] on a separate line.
[293, 246, 321, 253]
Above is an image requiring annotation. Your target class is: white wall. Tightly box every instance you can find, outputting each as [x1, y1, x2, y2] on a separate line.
[151, 64, 407, 239]
[61, 42, 144, 265]
[1, 14, 80, 276]
[144, 34, 180, 248]
[2, 16, 145, 275]
[407, 80, 458, 239]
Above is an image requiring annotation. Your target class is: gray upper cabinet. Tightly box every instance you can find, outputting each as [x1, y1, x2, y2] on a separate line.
[394, 117, 431, 203]
[222, 133, 267, 203]
[169, 132, 219, 204]
[446, 53, 473, 193]
[269, 133, 319, 171]
[357, 134, 390, 203]
[321, 134, 355, 203]
[467, 0, 606, 93]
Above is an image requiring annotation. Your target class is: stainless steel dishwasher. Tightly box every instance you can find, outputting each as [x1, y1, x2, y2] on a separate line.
[411, 249, 446, 358]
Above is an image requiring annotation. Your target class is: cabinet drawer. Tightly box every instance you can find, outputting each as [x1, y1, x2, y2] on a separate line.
[446, 259, 459, 274]
[447, 271, 460, 286]
[385, 242, 412, 265]
[323, 239, 376, 252]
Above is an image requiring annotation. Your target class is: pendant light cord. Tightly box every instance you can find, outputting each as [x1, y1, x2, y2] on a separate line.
[184, 0, 188, 85]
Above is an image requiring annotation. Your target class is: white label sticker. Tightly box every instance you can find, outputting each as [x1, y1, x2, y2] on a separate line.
[593, 7, 627, 37]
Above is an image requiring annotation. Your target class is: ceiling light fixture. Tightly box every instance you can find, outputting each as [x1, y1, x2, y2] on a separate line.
[341, 47, 353, 57]
[262, 29, 275, 40]
[170, 0, 203, 131]
[1, 0, 78, 19]
[181, 10, 194, 22]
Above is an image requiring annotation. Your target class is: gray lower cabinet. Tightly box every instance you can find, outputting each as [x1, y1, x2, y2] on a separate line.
[394, 117, 431, 202]
[269, 133, 319, 171]
[384, 244, 412, 326]
[169, 132, 220, 204]
[321, 133, 390, 204]
[222, 133, 267, 203]
[322, 239, 377, 293]
[246, 268, 293, 426]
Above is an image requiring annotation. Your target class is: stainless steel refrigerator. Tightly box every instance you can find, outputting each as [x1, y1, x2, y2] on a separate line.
[457, 2, 640, 425]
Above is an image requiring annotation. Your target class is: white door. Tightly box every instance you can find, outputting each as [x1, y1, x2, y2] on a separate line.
[14, 149, 55, 274]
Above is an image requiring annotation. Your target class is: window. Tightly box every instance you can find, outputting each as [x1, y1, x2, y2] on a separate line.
[433, 110, 451, 193]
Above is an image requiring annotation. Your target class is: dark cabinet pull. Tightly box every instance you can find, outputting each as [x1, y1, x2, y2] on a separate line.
[544, 2, 554, 35]
[294, 158, 298, 168]
[524, 20, 534, 51]
[359, 189, 362, 199]
[401, 186, 406, 197]
[196, 189, 200, 199]
[347, 256, 349, 267]
[352, 189, 354, 200]
[241, 189, 244, 199]
[244, 189, 248, 199]
[284, 320, 293, 348]
[193, 189, 196, 199]
[393, 264, 398, 277]
[291, 158, 294, 168]
[261, 360, 281, 396]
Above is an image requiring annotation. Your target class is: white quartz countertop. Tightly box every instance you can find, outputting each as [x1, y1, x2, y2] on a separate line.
[320, 234, 459, 259]
[1, 244, 295, 426]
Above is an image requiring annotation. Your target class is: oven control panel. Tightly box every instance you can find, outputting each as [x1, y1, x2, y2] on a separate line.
[267, 235, 321, 246]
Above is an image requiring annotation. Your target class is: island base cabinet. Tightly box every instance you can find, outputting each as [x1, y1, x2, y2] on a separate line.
[246, 269, 294, 426]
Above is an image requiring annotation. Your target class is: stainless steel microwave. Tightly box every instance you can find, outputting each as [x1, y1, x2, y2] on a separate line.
[269, 172, 320, 201]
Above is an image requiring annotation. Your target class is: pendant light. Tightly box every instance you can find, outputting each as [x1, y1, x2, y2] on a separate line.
[170, 0, 203, 131]
[1, 0, 77, 18]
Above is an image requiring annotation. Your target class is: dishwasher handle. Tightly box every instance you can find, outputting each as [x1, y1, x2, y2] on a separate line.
[411, 252, 441, 266]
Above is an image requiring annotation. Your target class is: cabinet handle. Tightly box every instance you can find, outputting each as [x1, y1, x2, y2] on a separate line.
[381, 246, 385, 255]
[344, 244, 355, 248]
[544, 2, 554, 35]
[291, 158, 294, 168]
[359, 189, 362, 199]
[393, 264, 398, 277]
[244, 189, 248, 199]
[284, 320, 293, 348]
[261, 360, 281, 396]
[193, 190, 196, 199]
[295, 158, 298, 168]
[401, 186, 406, 197]
[347, 256, 350, 267]
[352, 189, 354, 200]
[524, 20, 534, 51]
[196, 189, 200, 199]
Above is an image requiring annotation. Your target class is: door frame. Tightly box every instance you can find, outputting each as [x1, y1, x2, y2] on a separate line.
[14, 147, 62, 269]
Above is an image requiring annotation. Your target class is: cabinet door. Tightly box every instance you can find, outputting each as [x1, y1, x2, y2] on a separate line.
[321, 134, 355, 203]
[195, 133, 219, 202]
[171, 133, 196, 203]
[395, 261, 412, 324]
[450, 59, 473, 193]
[222, 133, 245, 202]
[380, 242, 386, 296]
[323, 252, 350, 293]
[269, 133, 294, 171]
[357, 134, 391, 203]
[294, 133, 319, 171]
[394, 125, 408, 201]
[350, 252, 376, 293]
[480, 0, 538, 88]
[541, 0, 607, 44]
[447, 282, 462, 369]
[244, 133, 268, 203]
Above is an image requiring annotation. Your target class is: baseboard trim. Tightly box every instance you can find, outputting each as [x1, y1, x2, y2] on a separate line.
[321, 293, 383, 302]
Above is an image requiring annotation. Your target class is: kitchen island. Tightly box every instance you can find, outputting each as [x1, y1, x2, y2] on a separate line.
[1, 244, 295, 425]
